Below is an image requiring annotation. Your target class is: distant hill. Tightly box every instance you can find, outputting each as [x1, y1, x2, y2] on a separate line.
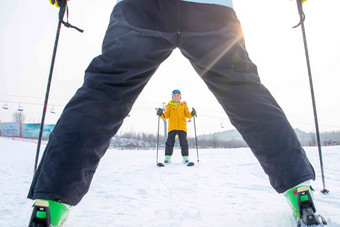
[196, 128, 340, 147]
[197, 129, 243, 142]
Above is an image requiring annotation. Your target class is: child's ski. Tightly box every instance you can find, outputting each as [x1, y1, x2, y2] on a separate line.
[157, 162, 165, 167]
[156, 162, 195, 167]
[186, 162, 195, 166]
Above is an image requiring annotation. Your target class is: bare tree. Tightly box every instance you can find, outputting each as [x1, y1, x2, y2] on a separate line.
[12, 112, 25, 123]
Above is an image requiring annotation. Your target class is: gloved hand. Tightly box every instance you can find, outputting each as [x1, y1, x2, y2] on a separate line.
[156, 108, 163, 116]
[191, 108, 197, 117]
[49, 0, 68, 8]
[291, 0, 307, 3]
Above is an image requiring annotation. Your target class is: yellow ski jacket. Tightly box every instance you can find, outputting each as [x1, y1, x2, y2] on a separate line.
[161, 101, 193, 132]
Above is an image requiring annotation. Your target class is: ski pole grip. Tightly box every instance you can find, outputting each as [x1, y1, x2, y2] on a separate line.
[192, 107, 197, 117]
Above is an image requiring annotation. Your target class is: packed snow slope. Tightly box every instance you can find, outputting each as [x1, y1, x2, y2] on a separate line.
[0, 137, 339, 227]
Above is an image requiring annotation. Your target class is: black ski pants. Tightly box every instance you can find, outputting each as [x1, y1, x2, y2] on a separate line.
[28, 0, 315, 206]
[165, 130, 189, 157]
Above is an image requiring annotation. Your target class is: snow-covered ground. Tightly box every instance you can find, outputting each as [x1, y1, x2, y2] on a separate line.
[0, 136, 339, 227]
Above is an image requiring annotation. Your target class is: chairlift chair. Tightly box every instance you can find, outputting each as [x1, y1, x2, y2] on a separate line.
[18, 104, 24, 112]
[50, 106, 56, 114]
[2, 102, 9, 110]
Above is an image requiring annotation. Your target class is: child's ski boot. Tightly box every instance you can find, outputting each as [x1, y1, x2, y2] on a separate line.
[285, 185, 327, 226]
[164, 155, 172, 164]
[183, 156, 195, 166]
[28, 200, 71, 227]
[182, 156, 189, 164]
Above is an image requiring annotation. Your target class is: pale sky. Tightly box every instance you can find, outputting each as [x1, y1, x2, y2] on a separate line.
[1, 0, 340, 136]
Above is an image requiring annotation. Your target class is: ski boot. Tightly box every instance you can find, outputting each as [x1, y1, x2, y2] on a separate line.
[164, 155, 172, 164]
[183, 156, 195, 166]
[182, 156, 189, 164]
[28, 200, 71, 227]
[285, 185, 327, 226]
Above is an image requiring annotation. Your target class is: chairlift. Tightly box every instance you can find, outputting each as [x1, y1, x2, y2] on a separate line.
[2, 102, 9, 110]
[18, 103, 24, 112]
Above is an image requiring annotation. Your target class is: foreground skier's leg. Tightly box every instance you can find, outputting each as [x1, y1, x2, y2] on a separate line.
[28, 1, 176, 225]
[179, 3, 315, 195]
[179, 4, 324, 225]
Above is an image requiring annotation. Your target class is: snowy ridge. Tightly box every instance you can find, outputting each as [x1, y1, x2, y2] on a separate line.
[0, 137, 339, 226]
[110, 137, 154, 149]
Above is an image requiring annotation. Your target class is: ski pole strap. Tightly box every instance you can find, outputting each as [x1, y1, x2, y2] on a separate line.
[59, 1, 84, 33]
[61, 20, 84, 33]
[293, 0, 305, 28]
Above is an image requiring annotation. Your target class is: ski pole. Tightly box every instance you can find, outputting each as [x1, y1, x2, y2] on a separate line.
[156, 114, 161, 164]
[293, 0, 328, 194]
[34, 0, 83, 174]
[192, 108, 199, 163]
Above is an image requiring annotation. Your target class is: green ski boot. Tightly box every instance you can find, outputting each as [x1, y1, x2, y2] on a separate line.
[29, 199, 71, 227]
[164, 155, 172, 164]
[182, 156, 189, 164]
[285, 185, 327, 226]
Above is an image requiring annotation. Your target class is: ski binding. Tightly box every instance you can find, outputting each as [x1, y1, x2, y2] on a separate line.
[29, 200, 51, 227]
[296, 187, 327, 227]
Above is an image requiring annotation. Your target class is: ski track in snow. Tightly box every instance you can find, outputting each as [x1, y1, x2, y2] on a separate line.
[0, 137, 339, 227]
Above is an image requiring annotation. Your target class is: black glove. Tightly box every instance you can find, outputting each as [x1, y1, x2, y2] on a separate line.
[156, 108, 163, 116]
[49, 0, 68, 8]
[191, 108, 197, 117]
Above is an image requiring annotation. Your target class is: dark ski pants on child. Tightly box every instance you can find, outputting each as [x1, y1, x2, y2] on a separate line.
[165, 130, 189, 157]
[28, 0, 315, 206]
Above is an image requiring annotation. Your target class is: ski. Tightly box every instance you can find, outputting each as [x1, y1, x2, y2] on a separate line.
[186, 162, 195, 166]
[156, 162, 195, 167]
[296, 187, 327, 227]
[157, 162, 166, 167]
[297, 214, 327, 227]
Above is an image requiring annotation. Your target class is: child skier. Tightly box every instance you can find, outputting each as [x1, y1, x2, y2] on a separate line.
[29, 0, 324, 226]
[156, 90, 197, 164]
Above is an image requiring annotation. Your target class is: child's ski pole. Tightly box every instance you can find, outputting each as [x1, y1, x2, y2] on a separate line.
[192, 108, 199, 163]
[155, 108, 165, 167]
[156, 114, 161, 164]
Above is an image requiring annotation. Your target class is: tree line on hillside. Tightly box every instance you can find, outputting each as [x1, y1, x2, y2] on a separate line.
[111, 131, 253, 149]
[9, 112, 339, 148]
[111, 129, 340, 149]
